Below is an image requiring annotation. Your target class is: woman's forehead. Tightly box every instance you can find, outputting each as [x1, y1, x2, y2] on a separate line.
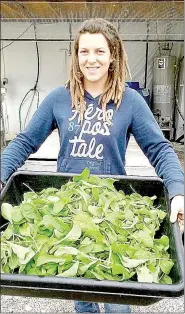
[78, 33, 109, 49]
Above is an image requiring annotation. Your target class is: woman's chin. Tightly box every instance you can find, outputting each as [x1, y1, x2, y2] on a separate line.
[85, 75, 102, 83]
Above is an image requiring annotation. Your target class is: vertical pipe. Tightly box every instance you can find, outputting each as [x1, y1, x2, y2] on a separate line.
[144, 21, 149, 88]
[69, 21, 72, 56]
[144, 42, 149, 88]
[1, 95, 6, 148]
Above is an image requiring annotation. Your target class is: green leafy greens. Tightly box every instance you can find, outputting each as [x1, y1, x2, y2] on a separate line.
[1, 168, 174, 283]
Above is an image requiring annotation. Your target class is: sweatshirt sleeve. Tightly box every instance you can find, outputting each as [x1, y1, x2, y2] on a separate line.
[130, 90, 184, 199]
[1, 90, 57, 183]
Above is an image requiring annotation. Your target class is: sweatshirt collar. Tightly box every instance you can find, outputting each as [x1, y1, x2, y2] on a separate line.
[84, 90, 101, 101]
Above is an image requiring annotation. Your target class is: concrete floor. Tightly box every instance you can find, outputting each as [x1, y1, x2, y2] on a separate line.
[1, 133, 184, 313]
[1, 295, 184, 313]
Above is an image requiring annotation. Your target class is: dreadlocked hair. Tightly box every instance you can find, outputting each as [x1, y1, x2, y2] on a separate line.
[65, 18, 131, 123]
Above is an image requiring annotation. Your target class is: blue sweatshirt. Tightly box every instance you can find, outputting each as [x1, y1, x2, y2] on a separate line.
[1, 86, 184, 199]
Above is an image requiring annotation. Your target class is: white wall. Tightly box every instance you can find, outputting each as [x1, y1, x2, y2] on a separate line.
[1, 20, 184, 134]
[1, 22, 70, 134]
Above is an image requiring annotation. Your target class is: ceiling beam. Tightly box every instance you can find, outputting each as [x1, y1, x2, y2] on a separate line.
[1, 1, 183, 20]
[1, 0, 184, 2]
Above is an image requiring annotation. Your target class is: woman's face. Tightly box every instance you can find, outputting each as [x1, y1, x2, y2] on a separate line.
[78, 33, 113, 88]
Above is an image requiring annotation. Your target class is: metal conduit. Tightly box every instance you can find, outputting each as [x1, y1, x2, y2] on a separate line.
[1, 39, 183, 42]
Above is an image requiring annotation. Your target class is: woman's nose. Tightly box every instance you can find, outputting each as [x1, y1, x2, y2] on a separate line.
[87, 53, 97, 63]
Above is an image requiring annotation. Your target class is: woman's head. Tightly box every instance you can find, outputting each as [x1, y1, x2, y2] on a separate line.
[78, 32, 113, 88]
[66, 18, 131, 121]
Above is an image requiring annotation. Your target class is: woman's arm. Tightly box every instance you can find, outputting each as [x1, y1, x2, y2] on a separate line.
[130, 90, 184, 199]
[130, 90, 184, 230]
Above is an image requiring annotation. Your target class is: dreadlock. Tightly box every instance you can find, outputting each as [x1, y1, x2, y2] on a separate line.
[65, 18, 131, 123]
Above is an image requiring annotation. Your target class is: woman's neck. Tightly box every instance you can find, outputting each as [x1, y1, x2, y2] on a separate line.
[83, 78, 107, 98]
[85, 88, 102, 98]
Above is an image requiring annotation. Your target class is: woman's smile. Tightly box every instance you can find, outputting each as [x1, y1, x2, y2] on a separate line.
[86, 66, 100, 74]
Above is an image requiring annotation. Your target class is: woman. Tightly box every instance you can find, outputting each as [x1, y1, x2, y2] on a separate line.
[1, 18, 184, 313]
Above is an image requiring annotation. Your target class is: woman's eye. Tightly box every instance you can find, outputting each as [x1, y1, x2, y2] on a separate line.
[98, 50, 105, 54]
[80, 51, 87, 54]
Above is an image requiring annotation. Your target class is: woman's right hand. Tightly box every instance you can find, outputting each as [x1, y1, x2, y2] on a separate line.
[170, 195, 184, 233]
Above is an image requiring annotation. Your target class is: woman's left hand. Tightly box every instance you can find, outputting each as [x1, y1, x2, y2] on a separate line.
[170, 195, 184, 233]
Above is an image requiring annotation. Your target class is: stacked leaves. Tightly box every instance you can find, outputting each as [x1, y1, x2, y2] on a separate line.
[1, 168, 174, 283]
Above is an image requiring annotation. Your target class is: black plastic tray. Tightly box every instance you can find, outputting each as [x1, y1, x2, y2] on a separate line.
[0, 171, 184, 305]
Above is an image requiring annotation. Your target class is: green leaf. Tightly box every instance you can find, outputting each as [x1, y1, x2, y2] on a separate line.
[76, 252, 92, 264]
[1, 203, 14, 223]
[147, 261, 157, 273]
[2, 264, 11, 274]
[54, 246, 79, 256]
[134, 230, 153, 248]
[40, 215, 70, 233]
[149, 210, 158, 220]
[80, 237, 92, 246]
[47, 196, 60, 203]
[78, 260, 97, 275]
[19, 223, 31, 237]
[54, 229, 64, 239]
[8, 253, 19, 270]
[121, 256, 147, 268]
[36, 254, 71, 267]
[92, 187, 99, 201]
[57, 261, 79, 277]
[42, 262, 58, 275]
[150, 265, 160, 283]
[74, 213, 105, 243]
[21, 249, 36, 265]
[62, 223, 82, 242]
[12, 209, 25, 224]
[35, 235, 51, 246]
[159, 260, 174, 275]
[92, 244, 108, 253]
[24, 191, 38, 202]
[89, 270, 104, 280]
[112, 263, 130, 276]
[52, 200, 65, 214]
[23, 259, 35, 273]
[99, 178, 116, 191]
[159, 274, 173, 284]
[73, 168, 90, 182]
[27, 267, 43, 276]
[137, 265, 153, 283]
[150, 195, 157, 201]
[111, 243, 137, 258]
[104, 213, 122, 227]
[1, 203, 24, 224]
[78, 241, 94, 254]
[154, 235, 169, 250]
[124, 209, 134, 220]
[10, 243, 30, 260]
[21, 203, 35, 220]
[37, 225, 53, 237]
[87, 206, 103, 218]
[39, 187, 59, 195]
[133, 249, 151, 259]
[76, 187, 90, 204]
[2, 224, 13, 240]
[103, 272, 120, 281]
[157, 210, 167, 220]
